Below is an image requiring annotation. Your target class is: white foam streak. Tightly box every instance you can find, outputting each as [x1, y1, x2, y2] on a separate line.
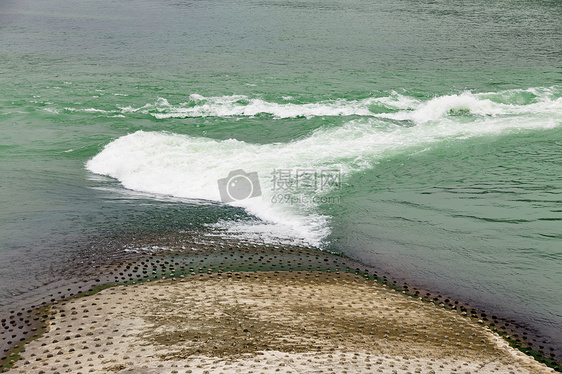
[52, 86, 562, 125]
[137, 96, 377, 119]
[116, 87, 562, 123]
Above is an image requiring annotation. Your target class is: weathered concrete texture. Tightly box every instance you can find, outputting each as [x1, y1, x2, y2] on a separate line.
[10, 272, 556, 374]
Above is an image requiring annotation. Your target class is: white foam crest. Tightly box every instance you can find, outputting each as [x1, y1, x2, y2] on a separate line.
[395, 93, 504, 123]
[86, 104, 561, 246]
[118, 94, 421, 119]
[119, 97, 172, 114]
[86, 131, 333, 246]
[379, 88, 562, 124]
[154, 95, 376, 119]
[63, 107, 117, 115]
[83, 108, 113, 114]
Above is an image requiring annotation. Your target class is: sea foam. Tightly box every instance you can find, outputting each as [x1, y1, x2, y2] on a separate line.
[87, 87, 562, 246]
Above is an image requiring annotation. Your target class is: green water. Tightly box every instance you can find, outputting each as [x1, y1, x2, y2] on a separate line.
[1, 0, 561, 359]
